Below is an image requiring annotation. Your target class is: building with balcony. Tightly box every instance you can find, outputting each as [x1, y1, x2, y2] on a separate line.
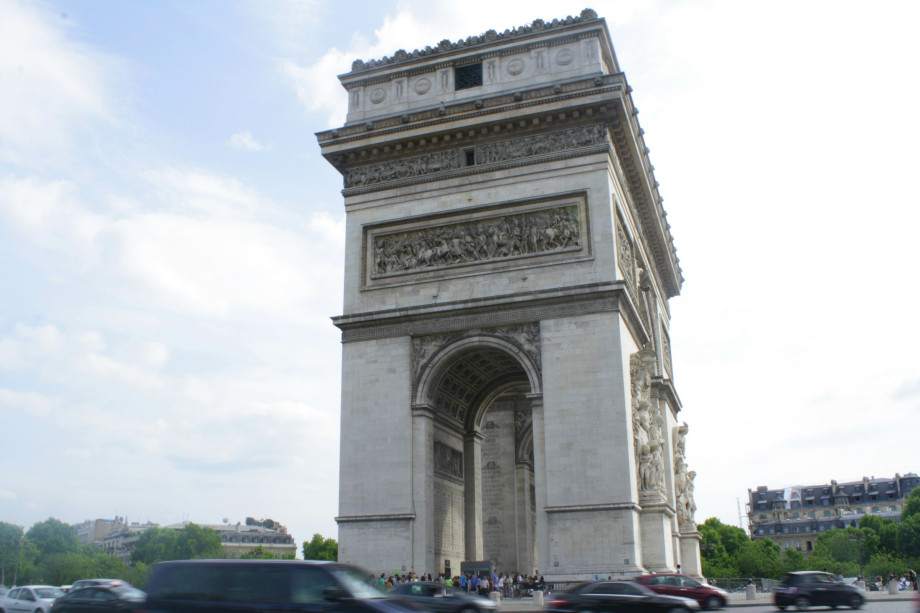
[747, 472, 919, 554]
[163, 521, 297, 558]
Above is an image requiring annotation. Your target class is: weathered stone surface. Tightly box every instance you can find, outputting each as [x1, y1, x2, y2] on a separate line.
[322, 10, 698, 581]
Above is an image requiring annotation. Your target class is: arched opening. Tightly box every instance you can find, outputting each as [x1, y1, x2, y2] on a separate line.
[416, 337, 540, 575]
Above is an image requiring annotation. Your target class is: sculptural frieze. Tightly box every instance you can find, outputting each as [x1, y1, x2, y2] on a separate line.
[344, 150, 463, 188]
[372, 205, 580, 277]
[343, 124, 608, 190]
[616, 218, 635, 294]
[434, 441, 464, 480]
[631, 348, 665, 494]
[473, 124, 607, 165]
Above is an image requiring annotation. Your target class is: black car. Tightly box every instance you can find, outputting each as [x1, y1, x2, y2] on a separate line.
[546, 580, 696, 613]
[146, 559, 419, 613]
[774, 572, 863, 611]
[51, 585, 145, 613]
[390, 582, 498, 613]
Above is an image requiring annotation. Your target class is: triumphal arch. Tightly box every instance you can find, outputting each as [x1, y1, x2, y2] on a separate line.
[317, 9, 701, 580]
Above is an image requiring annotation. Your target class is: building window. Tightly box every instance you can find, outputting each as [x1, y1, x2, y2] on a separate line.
[807, 541, 813, 551]
[455, 64, 483, 90]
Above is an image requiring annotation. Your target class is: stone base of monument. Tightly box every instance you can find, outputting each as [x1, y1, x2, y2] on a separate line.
[533, 590, 544, 605]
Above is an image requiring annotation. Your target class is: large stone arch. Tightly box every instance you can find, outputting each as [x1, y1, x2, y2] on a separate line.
[411, 328, 541, 574]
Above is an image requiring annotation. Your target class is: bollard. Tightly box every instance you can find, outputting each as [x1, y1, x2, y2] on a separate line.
[745, 584, 756, 600]
[533, 590, 544, 605]
[888, 579, 898, 595]
[855, 581, 865, 592]
[490, 591, 502, 603]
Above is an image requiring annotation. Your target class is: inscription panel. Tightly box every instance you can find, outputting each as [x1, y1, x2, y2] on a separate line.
[364, 193, 589, 287]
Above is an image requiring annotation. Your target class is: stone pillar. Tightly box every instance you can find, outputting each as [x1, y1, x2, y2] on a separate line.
[515, 460, 535, 573]
[679, 529, 703, 579]
[528, 392, 547, 575]
[464, 430, 484, 561]
[412, 403, 436, 573]
[639, 493, 675, 572]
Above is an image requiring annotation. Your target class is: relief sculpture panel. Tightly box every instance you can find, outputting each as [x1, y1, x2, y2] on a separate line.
[372, 205, 581, 278]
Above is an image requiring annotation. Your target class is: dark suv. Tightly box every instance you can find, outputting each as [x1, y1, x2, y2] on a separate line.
[774, 572, 863, 611]
[146, 559, 418, 613]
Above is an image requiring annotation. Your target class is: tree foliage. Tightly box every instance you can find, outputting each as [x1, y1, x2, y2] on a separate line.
[131, 524, 223, 565]
[0, 522, 24, 586]
[26, 518, 80, 556]
[302, 533, 337, 561]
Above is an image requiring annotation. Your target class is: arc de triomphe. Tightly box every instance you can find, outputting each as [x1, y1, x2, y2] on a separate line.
[317, 9, 701, 580]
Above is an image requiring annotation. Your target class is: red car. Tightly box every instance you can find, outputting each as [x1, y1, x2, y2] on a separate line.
[634, 574, 728, 609]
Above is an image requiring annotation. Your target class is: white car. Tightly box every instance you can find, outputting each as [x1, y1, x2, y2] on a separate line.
[0, 586, 66, 613]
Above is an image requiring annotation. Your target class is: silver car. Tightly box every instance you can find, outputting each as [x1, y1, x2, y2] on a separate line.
[0, 586, 66, 613]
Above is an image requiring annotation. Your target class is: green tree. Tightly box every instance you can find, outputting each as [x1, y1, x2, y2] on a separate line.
[240, 545, 279, 559]
[898, 513, 920, 558]
[782, 548, 807, 573]
[736, 538, 783, 579]
[302, 533, 337, 561]
[131, 524, 222, 565]
[901, 487, 920, 521]
[813, 528, 870, 567]
[864, 552, 908, 580]
[0, 522, 25, 586]
[698, 518, 746, 578]
[26, 518, 80, 556]
[125, 562, 151, 589]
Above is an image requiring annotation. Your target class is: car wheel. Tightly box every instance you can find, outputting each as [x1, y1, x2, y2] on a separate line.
[704, 596, 721, 610]
[848, 595, 862, 610]
[667, 608, 689, 613]
[459, 607, 478, 613]
[794, 596, 810, 611]
[777, 606, 786, 611]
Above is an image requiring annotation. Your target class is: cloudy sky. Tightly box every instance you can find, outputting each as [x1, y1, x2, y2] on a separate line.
[2, 0, 918, 555]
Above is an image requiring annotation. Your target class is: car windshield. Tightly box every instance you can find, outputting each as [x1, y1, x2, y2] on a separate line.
[328, 566, 388, 600]
[35, 588, 65, 599]
[113, 587, 146, 600]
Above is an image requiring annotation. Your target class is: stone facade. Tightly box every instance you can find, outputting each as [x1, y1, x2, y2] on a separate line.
[748, 473, 919, 555]
[321, 10, 699, 580]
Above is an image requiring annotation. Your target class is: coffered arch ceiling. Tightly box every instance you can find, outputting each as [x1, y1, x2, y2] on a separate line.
[429, 347, 529, 426]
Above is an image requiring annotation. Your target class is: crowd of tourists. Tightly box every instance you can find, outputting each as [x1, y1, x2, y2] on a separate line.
[376, 570, 549, 597]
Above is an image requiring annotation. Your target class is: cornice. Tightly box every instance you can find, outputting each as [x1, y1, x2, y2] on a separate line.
[651, 376, 682, 414]
[333, 282, 626, 343]
[545, 502, 640, 513]
[335, 513, 416, 524]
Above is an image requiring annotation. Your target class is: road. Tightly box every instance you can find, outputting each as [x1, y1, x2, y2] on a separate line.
[729, 603, 914, 613]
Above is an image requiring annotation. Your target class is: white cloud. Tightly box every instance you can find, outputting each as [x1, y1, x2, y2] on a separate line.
[227, 131, 269, 152]
[0, 0, 118, 167]
[0, 388, 57, 416]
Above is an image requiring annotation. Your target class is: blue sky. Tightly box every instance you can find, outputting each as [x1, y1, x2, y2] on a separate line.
[2, 0, 919, 554]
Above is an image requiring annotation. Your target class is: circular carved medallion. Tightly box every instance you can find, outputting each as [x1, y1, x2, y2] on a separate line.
[414, 78, 432, 95]
[506, 59, 526, 76]
[555, 48, 575, 66]
[370, 88, 387, 104]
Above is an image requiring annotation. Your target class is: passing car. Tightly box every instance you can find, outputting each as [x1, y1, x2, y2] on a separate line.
[634, 574, 728, 609]
[773, 572, 863, 610]
[0, 586, 66, 613]
[546, 580, 697, 613]
[68, 581, 126, 593]
[50, 584, 145, 613]
[390, 581, 497, 613]
[146, 559, 420, 613]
